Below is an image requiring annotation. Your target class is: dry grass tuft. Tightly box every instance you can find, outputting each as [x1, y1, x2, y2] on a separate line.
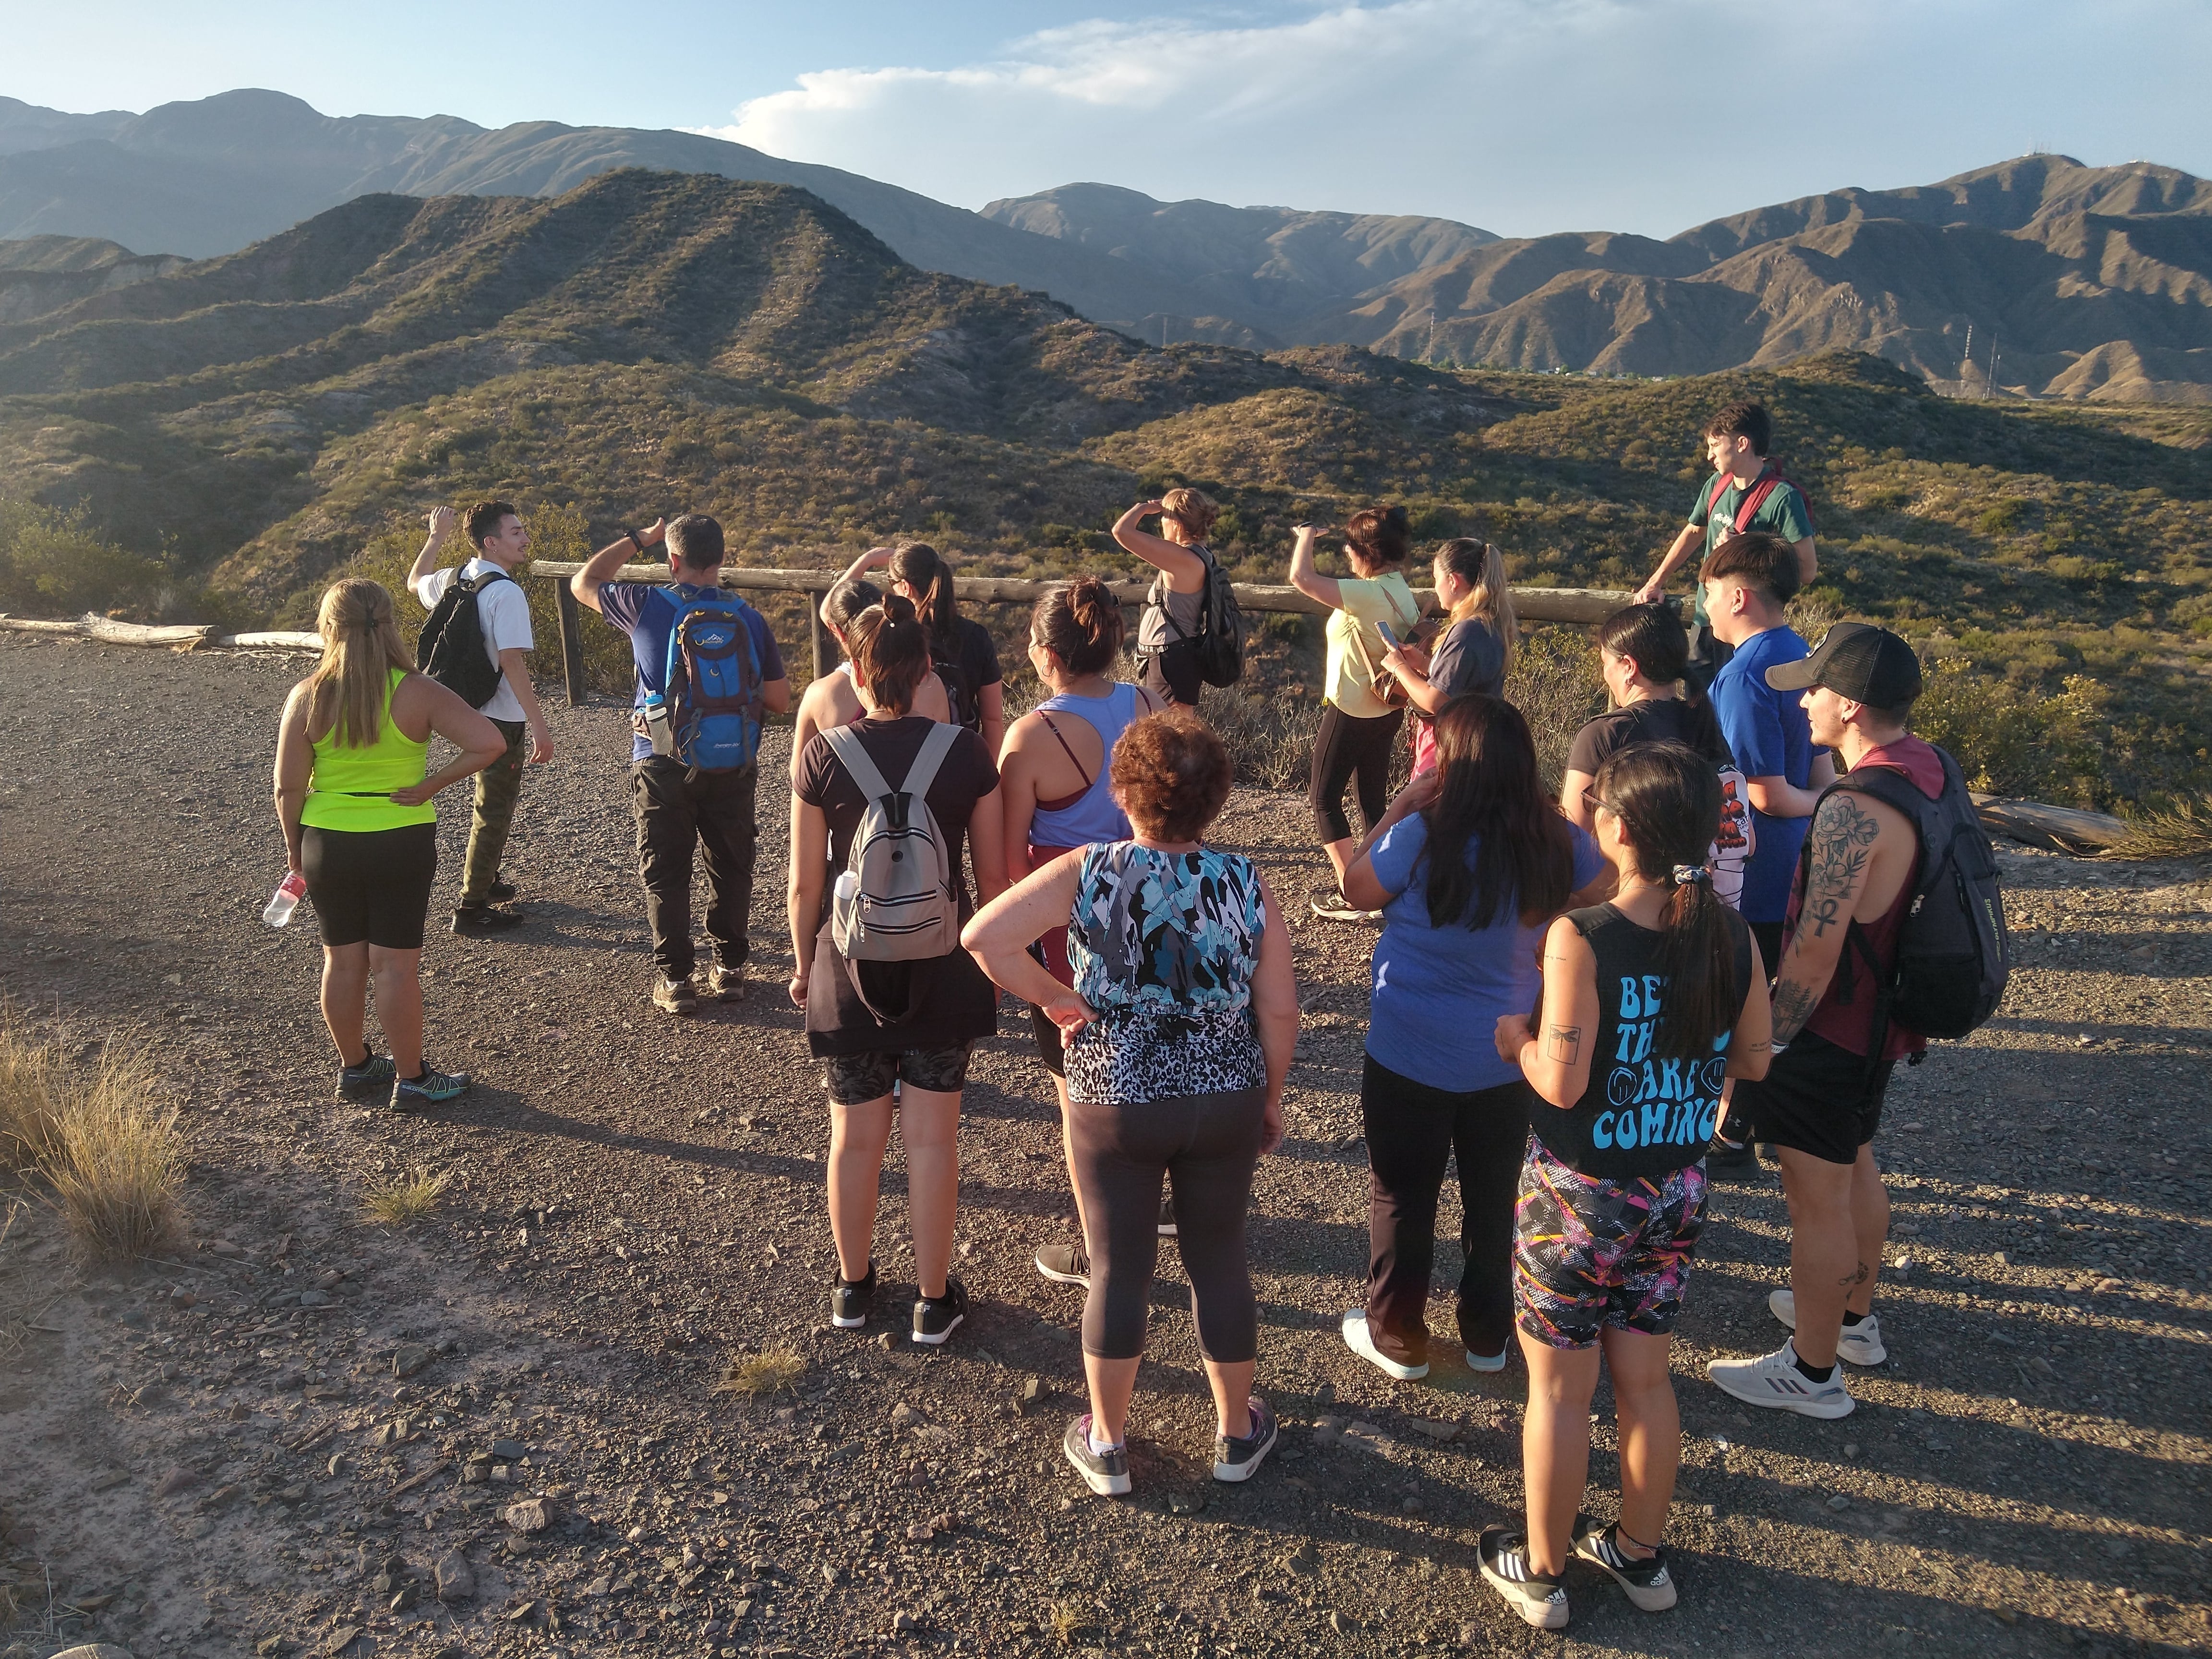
[713, 1345, 806, 1396]
[1199, 683, 1320, 791]
[2106, 795, 2212, 860]
[0, 1015, 183, 1261]
[361, 1167, 451, 1225]
[1049, 1603, 1089, 1646]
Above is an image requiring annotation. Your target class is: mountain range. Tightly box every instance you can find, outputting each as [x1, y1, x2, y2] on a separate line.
[1, 89, 2208, 400]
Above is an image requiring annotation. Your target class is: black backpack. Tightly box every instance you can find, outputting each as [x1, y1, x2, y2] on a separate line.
[1821, 743, 2011, 1052]
[1163, 543, 1246, 688]
[419, 568, 513, 710]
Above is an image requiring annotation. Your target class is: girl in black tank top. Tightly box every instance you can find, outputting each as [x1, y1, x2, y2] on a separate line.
[1479, 741, 1772, 1626]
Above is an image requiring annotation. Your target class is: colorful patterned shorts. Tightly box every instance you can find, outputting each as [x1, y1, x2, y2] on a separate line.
[818, 1044, 973, 1106]
[1513, 1141, 1706, 1349]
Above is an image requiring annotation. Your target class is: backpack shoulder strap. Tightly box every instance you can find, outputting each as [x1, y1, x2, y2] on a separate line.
[898, 720, 962, 801]
[822, 724, 896, 804]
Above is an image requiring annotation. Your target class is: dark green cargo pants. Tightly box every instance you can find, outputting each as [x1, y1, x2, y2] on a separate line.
[461, 718, 527, 905]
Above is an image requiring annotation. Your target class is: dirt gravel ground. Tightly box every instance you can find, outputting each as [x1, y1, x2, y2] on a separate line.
[0, 630, 2208, 1659]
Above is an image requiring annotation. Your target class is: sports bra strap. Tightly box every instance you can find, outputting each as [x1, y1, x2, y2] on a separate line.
[1035, 711, 1094, 790]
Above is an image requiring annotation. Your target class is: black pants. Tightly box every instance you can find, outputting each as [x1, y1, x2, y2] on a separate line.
[1310, 704, 1403, 843]
[1067, 1087, 1266, 1362]
[1136, 643, 1203, 709]
[1360, 1054, 1532, 1366]
[631, 758, 759, 980]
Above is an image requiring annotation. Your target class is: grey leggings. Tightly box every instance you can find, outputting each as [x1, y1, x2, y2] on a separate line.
[1068, 1087, 1267, 1362]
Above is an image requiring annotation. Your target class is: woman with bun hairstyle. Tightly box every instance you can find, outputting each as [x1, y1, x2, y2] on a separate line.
[1289, 504, 1422, 917]
[998, 577, 1161, 1285]
[1483, 742, 1770, 1630]
[1116, 487, 1222, 709]
[833, 543, 1004, 755]
[964, 709, 1299, 1500]
[789, 593, 1007, 1348]
[791, 576, 951, 777]
[272, 579, 507, 1110]
[1380, 538, 1516, 777]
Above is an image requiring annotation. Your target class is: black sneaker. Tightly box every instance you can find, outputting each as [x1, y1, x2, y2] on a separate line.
[1033, 1241, 1090, 1286]
[1063, 1414, 1131, 1497]
[1706, 1133, 1757, 1171]
[1478, 1526, 1568, 1630]
[1212, 1395, 1277, 1483]
[391, 1063, 470, 1113]
[1157, 1195, 1178, 1238]
[451, 903, 524, 935]
[1571, 1514, 1676, 1612]
[831, 1262, 877, 1330]
[912, 1277, 967, 1346]
[336, 1051, 395, 1100]
[487, 875, 517, 902]
[652, 974, 698, 1015]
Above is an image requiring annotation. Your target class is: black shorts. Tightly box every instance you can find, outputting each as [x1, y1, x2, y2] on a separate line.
[1731, 1031, 1894, 1166]
[1748, 920, 1786, 978]
[1030, 1004, 1067, 1077]
[1137, 643, 1203, 708]
[819, 1044, 973, 1106]
[301, 823, 437, 950]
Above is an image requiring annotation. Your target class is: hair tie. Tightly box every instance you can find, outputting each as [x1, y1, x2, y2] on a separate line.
[1671, 865, 1709, 886]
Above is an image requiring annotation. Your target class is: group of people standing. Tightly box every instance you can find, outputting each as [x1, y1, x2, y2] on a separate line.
[269, 398, 1987, 1632]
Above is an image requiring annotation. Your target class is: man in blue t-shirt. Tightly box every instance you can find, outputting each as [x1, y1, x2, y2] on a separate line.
[572, 515, 791, 1014]
[1699, 531, 1833, 965]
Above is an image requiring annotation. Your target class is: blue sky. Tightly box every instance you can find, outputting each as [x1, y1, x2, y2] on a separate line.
[12, 1, 2210, 237]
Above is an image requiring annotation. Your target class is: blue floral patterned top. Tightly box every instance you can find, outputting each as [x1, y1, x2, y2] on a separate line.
[1064, 842, 1267, 1104]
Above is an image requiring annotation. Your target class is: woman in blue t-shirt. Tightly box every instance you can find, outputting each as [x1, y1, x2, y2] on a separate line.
[1338, 696, 1608, 1381]
[1481, 742, 1770, 1630]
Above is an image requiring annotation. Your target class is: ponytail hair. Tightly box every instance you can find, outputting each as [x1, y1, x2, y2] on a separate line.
[888, 542, 959, 646]
[847, 592, 933, 715]
[1033, 575, 1125, 676]
[307, 578, 413, 748]
[1591, 741, 1739, 1058]
[823, 575, 882, 649]
[1436, 538, 1515, 678]
[1344, 504, 1412, 566]
[1595, 603, 1728, 763]
[1159, 486, 1218, 541]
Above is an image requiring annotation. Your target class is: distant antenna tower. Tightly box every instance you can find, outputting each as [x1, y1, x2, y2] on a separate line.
[1988, 334, 2000, 395]
[1426, 308, 1438, 363]
[1961, 322, 1973, 385]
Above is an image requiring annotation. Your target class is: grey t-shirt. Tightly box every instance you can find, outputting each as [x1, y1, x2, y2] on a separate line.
[1426, 616, 1506, 701]
[1135, 544, 1212, 654]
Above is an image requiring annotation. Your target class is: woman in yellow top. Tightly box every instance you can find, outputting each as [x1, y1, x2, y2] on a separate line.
[274, 579, 506, 1110]
[1288, 504, 1422, 917]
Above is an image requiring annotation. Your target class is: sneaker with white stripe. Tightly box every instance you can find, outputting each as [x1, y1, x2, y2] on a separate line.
[1767, 1288, 1888, 1365]
[1571, 1514, 1676, 1612]
[1706, 1340, 1855, 1418]
[1478, 1526, 1569, 1630]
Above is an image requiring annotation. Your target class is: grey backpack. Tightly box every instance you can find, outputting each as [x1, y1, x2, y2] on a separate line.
[824, 723, 962, 975]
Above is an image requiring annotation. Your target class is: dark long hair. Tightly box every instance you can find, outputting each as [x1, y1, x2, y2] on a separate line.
[824, 576, 882, 643]
[1593, 741, 1739, 1058]
[1034, 575, 1124, 676]
[1422, 696, 1575, 929]
[889, 542, 959, 648]
[1595, 602, 1728, 763]
[848, 593, 932, 715]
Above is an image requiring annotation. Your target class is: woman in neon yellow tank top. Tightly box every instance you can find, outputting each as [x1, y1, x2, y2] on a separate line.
[274, 579, 506, 1110]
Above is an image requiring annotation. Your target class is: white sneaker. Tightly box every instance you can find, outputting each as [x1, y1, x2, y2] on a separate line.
[1707, 1340, 1855, 1419]
[1341, 1309, 1428, 1381]
[1768, 1288, 1888, 1365]
[1464, 1346, 1508, 1374]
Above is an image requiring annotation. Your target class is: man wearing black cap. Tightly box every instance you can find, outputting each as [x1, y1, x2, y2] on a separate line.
[1708, 624, 1940, 1420]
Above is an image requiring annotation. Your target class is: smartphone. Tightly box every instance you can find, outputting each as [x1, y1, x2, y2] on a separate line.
[1375, 621, 1401, 649]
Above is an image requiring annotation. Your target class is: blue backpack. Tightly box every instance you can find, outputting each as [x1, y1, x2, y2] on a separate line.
[642, 589, 764, 773]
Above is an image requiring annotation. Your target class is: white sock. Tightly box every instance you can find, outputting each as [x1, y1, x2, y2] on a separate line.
[1089, 1426, 1122, 1456]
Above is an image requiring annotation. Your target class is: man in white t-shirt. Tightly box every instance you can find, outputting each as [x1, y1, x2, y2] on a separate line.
[409, 500, 553, 933]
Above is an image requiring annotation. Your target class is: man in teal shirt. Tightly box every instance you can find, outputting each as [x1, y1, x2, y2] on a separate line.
[1635, 401, 1817, 682]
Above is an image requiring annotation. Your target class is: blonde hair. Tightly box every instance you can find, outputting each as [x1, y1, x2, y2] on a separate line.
[307, 578, 414, 747]
[1159, 486, 1218, 541]
[1438, 538, 1516, 678]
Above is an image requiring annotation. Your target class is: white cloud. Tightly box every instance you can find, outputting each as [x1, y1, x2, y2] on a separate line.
[690, 0, 2212, 237]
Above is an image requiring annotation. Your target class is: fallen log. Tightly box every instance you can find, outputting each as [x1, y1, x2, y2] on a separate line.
[216, 630, 322, 650]
[0, 613, 213, 646]
[1972, 794, 2128, 854]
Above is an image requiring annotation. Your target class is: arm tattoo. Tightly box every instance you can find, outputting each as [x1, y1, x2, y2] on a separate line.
[1799, 796, 1881, 941]
[1544, 1025, 1582, 1065]
[1770, 978, 1818, 1046]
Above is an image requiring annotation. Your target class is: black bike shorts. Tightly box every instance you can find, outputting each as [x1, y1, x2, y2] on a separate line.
[301, 822, 438, 950]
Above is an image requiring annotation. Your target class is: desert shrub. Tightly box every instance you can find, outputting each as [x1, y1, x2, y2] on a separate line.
[0, 492, 174, 621]
[1199, 684, 1320, 791]
[363, 1167, 450, 1224]
[1503, 624, 1606, 795]
[1910, 658, 2108, 805]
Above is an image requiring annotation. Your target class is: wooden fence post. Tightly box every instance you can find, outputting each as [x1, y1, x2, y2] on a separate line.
[555, 581, 588, 707]
[808, 590, 832, 682]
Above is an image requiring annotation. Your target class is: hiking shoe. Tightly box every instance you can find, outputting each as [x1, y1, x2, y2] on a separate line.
[1063, 1415, 1131, 1497]
[1478, 1527, 1568, 1630]
[1212, 1396, 1277, 1483]
[336, 1051, 395, 1100]
[1034, 1241, 1090, 1287]
[1707, 1340, 1855, 1419]
[486, 875, 517, 902]
[1464, 1345, 1509, 1374]
[651, 974, 698, 1015]
[1342, 1308, 1428, 1381]
[1768, 1289, 1888, 1365]
[1572, 1514, 1676, 1612]
[1310, 888, 1380, 924]
[450, 903, 524, 935]
[830, 1262, 877, 1330]
[390, 1063, 470, 1113]
[1706, 1133, 1758, 1172]
[704, 962, 749, 1002]
[912, 1277, 967, 1346]
[1157, 1195, 1178, 1237]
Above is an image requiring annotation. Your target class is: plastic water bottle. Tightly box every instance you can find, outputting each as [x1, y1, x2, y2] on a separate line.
[263, 870, 308, 928]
